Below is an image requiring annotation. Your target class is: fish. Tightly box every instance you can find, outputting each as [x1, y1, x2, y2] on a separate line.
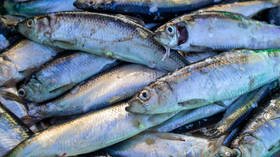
[217, 94, 280, 157]
[154, 11, 280, 52]
[107, 132, 218, 157]
[127, 49, 280, 114]
[74, 0, 222, 21]
[151, 98, 236, 133]
[204, 84, 274, 137]
[267, 6, 280, 26]
[4, 0, 78, 17]
[27, 64, 165, 121]
[0, 40, 59, 87]
[19, 52, 117, 103]
[201, 1, 276, 17]
[0, 103, 30, 156]
[17, 12, 187, 72]
[0, 15, 23, 52]
[6, 102, 176, 157]
[0, 87, 29, 123]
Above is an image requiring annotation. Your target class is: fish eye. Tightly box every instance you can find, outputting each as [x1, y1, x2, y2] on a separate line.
[166, 26, 175, 35]
[138, 89, 151, 101]
[18, 88, 26, 97]
[26, 20, 33, 28]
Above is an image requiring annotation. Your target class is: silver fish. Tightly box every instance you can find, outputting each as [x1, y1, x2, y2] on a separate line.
[28, 64, 165, 121]
[17, 12, 187, 71]
[0, 103, 30, 156]
[107, 132, 217, 157]
[201, 1, 276, 17]
[127, 49, 280, 114]
[19, 52, 117, 103]
[154, 11, 280, 52]
[0, 40, 58, 87]
[152, 98, 236, 133]
[4, 0, 78, 17]
[217, 94, 280, 157]
[7, 102, 176, 157]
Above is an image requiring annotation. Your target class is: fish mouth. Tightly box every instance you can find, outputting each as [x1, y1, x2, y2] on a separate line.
[126, 99, 148, 114]
[176, 24, 188, 46]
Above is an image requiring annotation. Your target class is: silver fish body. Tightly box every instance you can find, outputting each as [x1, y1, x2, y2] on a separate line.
[184, 51, 218, 63]
[17, 12, 187, 71]
[107, 133, 216, 157]
[7, 102, 175, 157]
[127, 49, 280, 114]
[4, 0, 78, 17]
[0, 103, 30, 156]
[154, 11, 280, 52]
[202, 1, 276, 17]
[0, 40, 58, 87]
[74, 0, 222, 21]
[28, 64, 165, 120]
[0, 87, 28, 121]
[218, 95, 280, 157]
[19, 52, 117, 103]
[152, 98, 236, 133]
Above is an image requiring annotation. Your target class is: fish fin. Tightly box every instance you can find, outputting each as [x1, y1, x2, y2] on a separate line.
[189, 44, 214, 52]
[157, 133, 186, 142]
[52, 39, 76, 48]
[116, 14, 145, 26]
[178, 99, 209, 108]
[49, 83, 76, 94]
[0, 133, 20, 152]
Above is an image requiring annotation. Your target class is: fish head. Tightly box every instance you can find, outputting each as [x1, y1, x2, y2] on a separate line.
[154, 22, 188, 49]
[18, 77, 42, 102]
[126, 81, 178, 114]
[74, 0, 116, 10]
[17, 16, 52, 44]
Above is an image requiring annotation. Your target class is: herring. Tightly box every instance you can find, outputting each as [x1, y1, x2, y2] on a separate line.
[127, 49, 280, 114]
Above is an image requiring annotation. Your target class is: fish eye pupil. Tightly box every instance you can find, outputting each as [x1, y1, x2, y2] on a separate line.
[167, 27, 173, 33]
[18, 89, 26, 97]
[27, 20, 33, 27]
[139, 90, 150, 101]
[142, 92, 147, 98]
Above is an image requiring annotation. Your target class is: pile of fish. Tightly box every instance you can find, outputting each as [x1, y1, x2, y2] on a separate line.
[1, 0, 280, 156]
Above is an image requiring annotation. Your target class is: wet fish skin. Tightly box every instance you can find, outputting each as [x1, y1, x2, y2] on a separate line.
[7, 102, 176, 157]
[19, 52, 117, 103]
[107, 132, 217, 157]
[204, 84, 273, 137]
[152, 98, 236, 133]
[4, 0, 78, 17]
[74, 0, 222, 21]
[184, 51, 218, 63]
[0, 40, 58, 87]
[0, 87, 28, 121]
[127, 49, 280, 114]
[154, 11, 280, 52]
[17, 12, 187, 72]
[201, 1, 276, 17]
[28, 64, 165, 121]
[0, 15, 23, 52]
[218, 96, 280, 157]
[0, 103, 30, 157]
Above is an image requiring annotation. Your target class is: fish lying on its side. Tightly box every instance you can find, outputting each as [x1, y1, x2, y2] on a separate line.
[217, 94, 280, 157]
[201, 1, 276, 17]
[27, 64, 165, 121]
[19, 52, 117, 103]
[0, 103, 30, 156]
[17, 12, 187, 72]
[74, 0, 222, 21]
[107, 132, 218, 157]
[0, 40, 58, 87]
[154, 11, 280, 53]
[7, 102, 176, 157]
[4, 0, 78, 17]
[152, 98, 236, 133]
[127, 49, 280, 114]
